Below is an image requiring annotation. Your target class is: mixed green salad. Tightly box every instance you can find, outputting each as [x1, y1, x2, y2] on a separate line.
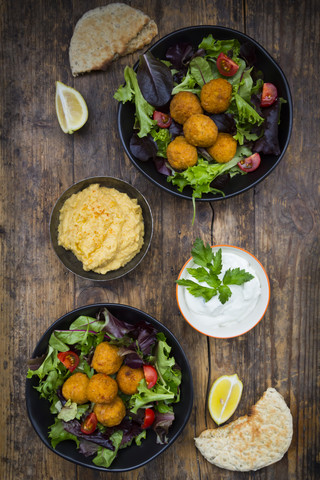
[115, 34, 284, 217]
[27, 308, 182, 468]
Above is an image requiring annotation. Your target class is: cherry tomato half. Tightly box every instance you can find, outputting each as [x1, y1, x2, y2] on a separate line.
[260, 83, 278, 107]
[141, 408, 155, 429]
[216, 52, 239, 77]
[81, 412, 98, 435]
[143, 365, 158, 389]
[153, 111, 172, 128]
[237, 153, 261, 172]
[57, 350, 79, 372]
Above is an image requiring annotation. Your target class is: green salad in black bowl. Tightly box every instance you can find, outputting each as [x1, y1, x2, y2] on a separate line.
[26, 304, 193, 472]
[116, 26, 292, 216]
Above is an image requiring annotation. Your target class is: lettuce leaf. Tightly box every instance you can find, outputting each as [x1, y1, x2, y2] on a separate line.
[129, 379, 175, 414]
[114, 66, 156, 137]
[198, 35, 241, 58]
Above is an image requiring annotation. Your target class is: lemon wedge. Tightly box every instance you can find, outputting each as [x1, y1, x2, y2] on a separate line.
[208, 374, 243, 425]
[55, 81, 88, 134]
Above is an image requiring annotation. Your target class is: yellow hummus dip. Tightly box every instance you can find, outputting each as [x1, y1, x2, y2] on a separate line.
[58, 184, 144, 274]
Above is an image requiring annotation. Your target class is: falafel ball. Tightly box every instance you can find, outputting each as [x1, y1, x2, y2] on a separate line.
[116, 365, 144, 395]
[91, 341, 123, 375]
[183, 114, 218, 148]
[200, 78, 232, 114]
[169, 91, 203, 125]
[87, 373, 118, 404]
[94, 396, 126, 427]
[166, 136, 198, 170]
[207, 133, 237, 163]
[62, 372, 90, 405]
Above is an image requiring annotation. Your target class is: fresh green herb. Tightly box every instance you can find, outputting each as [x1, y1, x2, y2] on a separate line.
[177, 238, 254, 304]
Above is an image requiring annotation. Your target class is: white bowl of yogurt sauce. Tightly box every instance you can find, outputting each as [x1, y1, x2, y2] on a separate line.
[176, 245, 270, 338]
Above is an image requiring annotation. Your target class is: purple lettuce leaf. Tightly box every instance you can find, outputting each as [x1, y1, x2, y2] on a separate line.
[153, 411, 175, 445]
[210, 113, 237, 135]
[254, 99, 281, 155]
[130, 133, 158, 162]
[153, 157, 172, 176]
[63, 419, 115, 451]
[166, 42, 194, 69]
[102, 417, 142, 445]
[137, 51, 173, 108]
[79, 439, 99, 457]
[98, 308, 136, 339]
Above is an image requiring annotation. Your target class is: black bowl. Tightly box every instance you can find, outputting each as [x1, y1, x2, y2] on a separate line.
[26, 303, 193, 472]
[50, 177, 153, 281]
[118, 25, 293, 201]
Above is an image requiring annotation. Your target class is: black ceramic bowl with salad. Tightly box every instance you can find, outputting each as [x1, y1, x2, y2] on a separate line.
[26, 304, 193, 472]
[116, 25, 292, 208]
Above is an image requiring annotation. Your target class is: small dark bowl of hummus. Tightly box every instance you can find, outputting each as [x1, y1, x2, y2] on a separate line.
[50, 176, 153, 281]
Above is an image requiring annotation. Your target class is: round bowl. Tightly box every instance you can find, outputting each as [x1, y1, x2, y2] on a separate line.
[176, 245, 270, 338]
[50, 176, 153, 281]
[118, 25, 293, 201]
[26, 303, 193, 472]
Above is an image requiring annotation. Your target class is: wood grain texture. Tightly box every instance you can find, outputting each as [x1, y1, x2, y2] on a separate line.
[0, 1, 318, 479]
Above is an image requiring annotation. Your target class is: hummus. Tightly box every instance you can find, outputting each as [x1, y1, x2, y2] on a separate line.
[58, 184, 144, 274]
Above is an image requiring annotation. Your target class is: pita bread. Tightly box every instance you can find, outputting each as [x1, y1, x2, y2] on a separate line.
[195, 388, 293, 471]
[69, 4, 158, 76]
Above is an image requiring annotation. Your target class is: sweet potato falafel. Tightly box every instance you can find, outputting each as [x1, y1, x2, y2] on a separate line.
[169, 91, 203, 125]
[166, 136, 198, 170]
[200, 78, 232, 114]
[116, 365, 144, 395]
[62, 372, 90, 405]
[91, 341, 123, 375]
[87, 373, 118, 404]
[94, 396, 126, 427]
[207, 132, 237, 163]
[183, 114, 218, 148]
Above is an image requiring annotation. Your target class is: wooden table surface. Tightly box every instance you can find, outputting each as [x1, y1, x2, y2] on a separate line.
[1, 1, 319, 479]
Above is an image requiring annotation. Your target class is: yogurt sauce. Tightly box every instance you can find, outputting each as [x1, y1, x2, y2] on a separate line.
[183, 251, 261, 328]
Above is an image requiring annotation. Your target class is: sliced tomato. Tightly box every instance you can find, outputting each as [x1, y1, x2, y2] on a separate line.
[81, 413, 98, 435]
[57, 350, 79, 372]
[153, 110, 172, 128]
[216, 52, 239, 77]
[143, 365, 158, 389]
[260, 83, 278, 107]
[141, 408, 155, 429]
[238, 153, 261, 172]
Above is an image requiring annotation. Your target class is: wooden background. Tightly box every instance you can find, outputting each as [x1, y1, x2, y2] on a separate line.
[0, 0, 319, 479]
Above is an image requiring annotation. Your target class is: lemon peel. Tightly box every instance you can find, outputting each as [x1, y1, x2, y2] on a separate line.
[208, 374, 243, 425]
[55, 81, 88, 134]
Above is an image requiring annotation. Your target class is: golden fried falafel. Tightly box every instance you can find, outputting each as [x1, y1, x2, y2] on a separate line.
[169, 91, 203, 125]
[94, 396, 126, 427]
[116, 365, 144, 395]
[200, 78, 232, 114]
[166, 136, 198, 170]
[183, 114, 218, 148]
[91, 341, 123, 375]
[87, 373, 118, 404]
[207, 132, 237, 163]
[62, 372, 90, 405]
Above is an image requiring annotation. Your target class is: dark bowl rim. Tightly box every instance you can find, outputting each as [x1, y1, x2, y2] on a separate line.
[117, 24, 293, 202]
[49, 176, 154, 281]
[25, 303, 194, 472]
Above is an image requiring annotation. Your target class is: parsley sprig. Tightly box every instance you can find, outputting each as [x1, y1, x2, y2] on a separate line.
[177, 238, 254, 304]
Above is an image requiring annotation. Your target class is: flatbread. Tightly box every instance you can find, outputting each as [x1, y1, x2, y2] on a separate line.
[69, 3, 158, 76]
[195, 388, 293, 471]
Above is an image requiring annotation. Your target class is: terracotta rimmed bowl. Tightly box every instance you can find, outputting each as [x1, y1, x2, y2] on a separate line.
[176, 245, 270, 338]
[118, 25, 293, 202]
[26, 303, 194, 472]
[50, 176, 153, 281]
